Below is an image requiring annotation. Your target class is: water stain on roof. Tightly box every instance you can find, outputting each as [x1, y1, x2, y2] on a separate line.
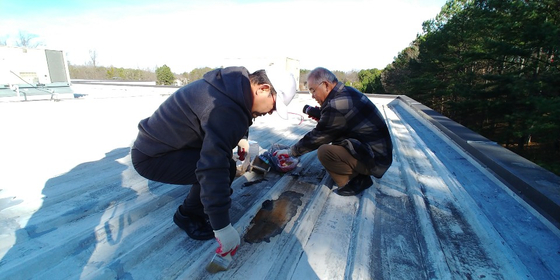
[244, 191, 304, 243]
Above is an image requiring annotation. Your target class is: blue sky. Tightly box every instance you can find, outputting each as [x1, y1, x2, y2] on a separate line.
[1, 0, 447, 72]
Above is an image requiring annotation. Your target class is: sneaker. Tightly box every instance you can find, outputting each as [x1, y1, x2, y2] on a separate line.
[334, 174, 373, 196]
[173, 207, 214, 240]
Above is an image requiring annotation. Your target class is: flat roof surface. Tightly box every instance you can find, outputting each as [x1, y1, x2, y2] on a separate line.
[0, 85, 559, 279]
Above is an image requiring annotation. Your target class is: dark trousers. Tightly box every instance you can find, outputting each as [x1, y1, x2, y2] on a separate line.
[131, 148, 236, 215]
[316, 144, 370, 187]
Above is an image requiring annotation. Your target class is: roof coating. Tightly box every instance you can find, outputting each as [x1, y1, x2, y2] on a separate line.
[0, 84, 559, 279]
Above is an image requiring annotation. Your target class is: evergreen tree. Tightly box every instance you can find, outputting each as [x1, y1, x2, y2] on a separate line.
[156, 65, 175, 85]
[357, 69, 384, 93]
[383, 0, 560, 174]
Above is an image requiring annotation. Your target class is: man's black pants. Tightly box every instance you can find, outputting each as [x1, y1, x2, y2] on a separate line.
[130, 148, 236, 214]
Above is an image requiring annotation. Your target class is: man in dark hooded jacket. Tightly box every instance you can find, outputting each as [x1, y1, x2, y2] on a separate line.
[131, 67, 296, 258]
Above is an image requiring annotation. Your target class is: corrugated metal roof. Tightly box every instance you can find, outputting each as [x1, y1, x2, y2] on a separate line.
[0, 85, 559, 279]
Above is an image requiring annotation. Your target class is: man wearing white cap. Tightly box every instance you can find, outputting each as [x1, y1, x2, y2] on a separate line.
[131, 67, 296, 258]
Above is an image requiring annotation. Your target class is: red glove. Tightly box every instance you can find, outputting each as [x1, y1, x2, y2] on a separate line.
[214, 224, 240, 257]
[238, 148, 246, 161]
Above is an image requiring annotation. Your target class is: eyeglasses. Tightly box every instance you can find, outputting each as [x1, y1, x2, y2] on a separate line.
[309, 81, 324, 94]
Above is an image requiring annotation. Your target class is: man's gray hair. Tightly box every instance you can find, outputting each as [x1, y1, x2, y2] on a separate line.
[307, 67, 338, 84]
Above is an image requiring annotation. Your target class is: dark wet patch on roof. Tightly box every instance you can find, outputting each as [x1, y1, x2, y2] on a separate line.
[244, 191, 304, 243]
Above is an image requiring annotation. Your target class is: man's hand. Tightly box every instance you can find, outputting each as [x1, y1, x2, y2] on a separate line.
[213, 224, 240, 256]
[308, 115, 319, 122]
[273, 149, 291, 158]
[237, 139, 249, 161]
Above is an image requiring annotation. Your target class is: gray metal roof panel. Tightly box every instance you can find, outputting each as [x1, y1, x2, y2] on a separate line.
[0, 86, 558, 279]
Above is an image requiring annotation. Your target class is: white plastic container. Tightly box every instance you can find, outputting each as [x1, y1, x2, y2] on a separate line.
[248, 140, 260, 161]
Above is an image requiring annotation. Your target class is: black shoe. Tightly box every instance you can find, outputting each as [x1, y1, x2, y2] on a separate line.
[173, 207, 214, 240]
[335, 174, 373, 196]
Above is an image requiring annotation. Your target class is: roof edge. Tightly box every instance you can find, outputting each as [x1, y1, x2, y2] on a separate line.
[394, 95, 560, 229]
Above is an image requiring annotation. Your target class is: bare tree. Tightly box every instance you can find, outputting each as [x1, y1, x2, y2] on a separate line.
[16, 31, 43, 48]
[89, 49, 98, 67]
[344, 71, 359, 86]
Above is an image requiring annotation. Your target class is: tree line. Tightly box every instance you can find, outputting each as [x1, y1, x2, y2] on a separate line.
[380, 0, 559, 175]
[67, 64, 372, 90]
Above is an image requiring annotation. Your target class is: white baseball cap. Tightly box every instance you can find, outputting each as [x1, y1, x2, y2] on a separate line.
[265, 68, 297, 119]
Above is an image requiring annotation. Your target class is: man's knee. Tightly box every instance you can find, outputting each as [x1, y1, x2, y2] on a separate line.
[317, 144, 332, 164]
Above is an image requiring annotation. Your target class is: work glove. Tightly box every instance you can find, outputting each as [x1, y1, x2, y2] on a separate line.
[213, 224, 240, 256]
[237, 139, 249, 161]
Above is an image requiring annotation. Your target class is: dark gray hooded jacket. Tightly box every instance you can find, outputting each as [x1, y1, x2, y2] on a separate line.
[133, 67, 253, 229]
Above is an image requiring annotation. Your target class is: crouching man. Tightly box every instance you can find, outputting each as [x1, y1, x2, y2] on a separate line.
[131, 67, 296, 257]
[276, 67, 392, 196]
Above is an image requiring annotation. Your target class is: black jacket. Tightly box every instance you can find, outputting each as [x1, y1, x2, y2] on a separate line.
[133, 67, 253, 229]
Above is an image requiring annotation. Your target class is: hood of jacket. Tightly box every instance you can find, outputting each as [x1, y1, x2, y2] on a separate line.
[204, 67, 253, 119]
